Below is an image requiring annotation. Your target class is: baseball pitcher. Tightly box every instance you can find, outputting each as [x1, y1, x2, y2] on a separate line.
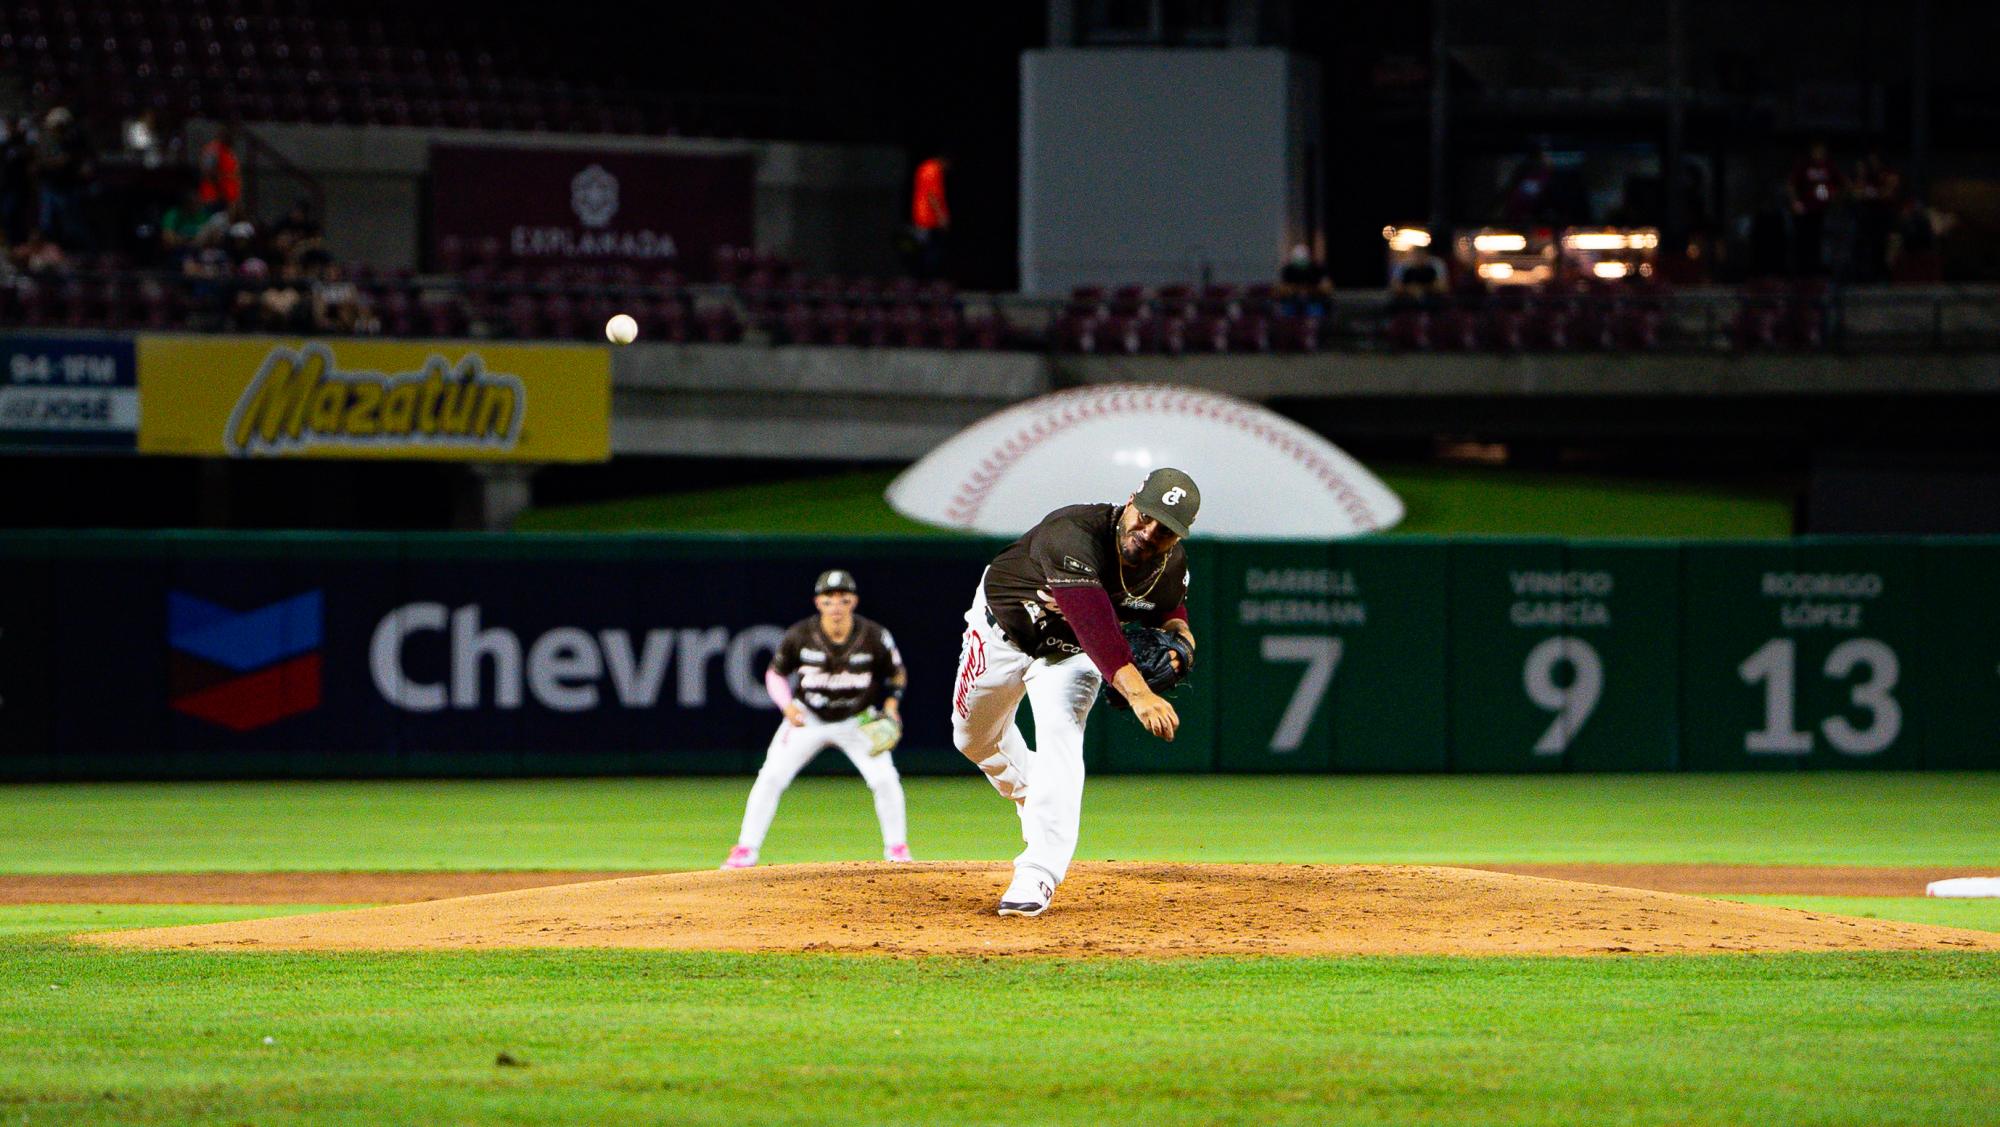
[722, 569, 911, 869]
[951, 468, 1199, 916]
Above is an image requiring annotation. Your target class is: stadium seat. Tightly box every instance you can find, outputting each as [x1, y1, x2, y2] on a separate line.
[1188, 314, 1231, 353]
[646, 295, 690, 343]
[1227, 313, 1271, 353]
[815, 302, 853, 346]
[373, 287, 415, 336]
[695, 305, 743, 344]
[778, 301, 815, 345]
[504, 292, 543, 339]
[542, 292, 581, 339]
[965, 309, 1006, 350]
[1271, 314, 1320, 353]
[927, 307, 962, 349]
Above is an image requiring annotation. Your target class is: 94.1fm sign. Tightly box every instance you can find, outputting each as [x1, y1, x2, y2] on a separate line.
[0, 334, 137, 452]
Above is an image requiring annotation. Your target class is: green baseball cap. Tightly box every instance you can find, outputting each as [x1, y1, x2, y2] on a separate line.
[1133, 467, 1200, 538]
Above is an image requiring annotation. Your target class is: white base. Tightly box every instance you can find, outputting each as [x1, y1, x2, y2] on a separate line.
[1925, 877, 2000, 898]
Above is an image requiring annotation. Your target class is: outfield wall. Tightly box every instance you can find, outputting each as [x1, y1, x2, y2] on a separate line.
[2, 533, 1995, 779]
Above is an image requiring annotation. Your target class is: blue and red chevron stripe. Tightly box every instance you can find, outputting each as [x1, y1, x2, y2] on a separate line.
[167, 590, 323, 731]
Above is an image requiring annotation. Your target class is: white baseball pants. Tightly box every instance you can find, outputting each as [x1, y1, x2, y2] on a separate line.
[950, 575, 1102, 889]
[734, 713, 907, 852]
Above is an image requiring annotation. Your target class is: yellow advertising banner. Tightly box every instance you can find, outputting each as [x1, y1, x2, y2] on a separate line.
[137, 336, 610, 462]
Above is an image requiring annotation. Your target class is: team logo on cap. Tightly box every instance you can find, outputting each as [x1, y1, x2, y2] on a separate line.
[1162, 487, 1187, 506]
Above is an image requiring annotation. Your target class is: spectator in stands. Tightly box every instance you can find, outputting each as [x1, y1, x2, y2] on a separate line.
[1788, 140, 1845, 275]
[181, 229, 233, 315]
[311, 259, 362, 334]
[1888, 197, 1950, 283]
[198, 124, 243, 218]
[159, 186, 218, 265]
[123, 108, 166, 169]
[1277, 244, 1334, 317]
[222, 221, 262, 268]
[33, 107, 94, 250]
[910, 153, 950, 280]
[1388, 248, 1450, 308]
[1849, 149, 1901, 284]
[259, 260, 313, 333]
[271, 199, 325, 264]
[0, 115, 32, 245]
[12, 228, 67, 275]
[229, 258, 272, 331]
[1499, 147, 1559, 225]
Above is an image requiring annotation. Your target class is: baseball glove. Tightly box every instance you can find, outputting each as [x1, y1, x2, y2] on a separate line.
[857, 708, 902, 756]
[1102, 622, 1194, 711]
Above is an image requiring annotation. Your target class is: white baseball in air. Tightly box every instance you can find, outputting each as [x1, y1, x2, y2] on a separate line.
[604, 313, 639, 344]
[887, 384, 1404, 538]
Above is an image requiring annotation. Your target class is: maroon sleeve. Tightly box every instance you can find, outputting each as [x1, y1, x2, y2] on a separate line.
[1164, 604, 1187, 623]
[1048, 586, 1135, 682]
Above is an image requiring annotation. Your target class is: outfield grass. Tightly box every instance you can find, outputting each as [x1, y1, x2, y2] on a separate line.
[1713, 895, 2000, 932]
[514, 466, 1795, 538]
[4, 774, 1996, 873]
[1, 937, 1995, 1126]
[5, 774, 1996, 1126]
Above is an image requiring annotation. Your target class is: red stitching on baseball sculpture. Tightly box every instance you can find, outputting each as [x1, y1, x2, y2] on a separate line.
[943, 385, 1385, 531]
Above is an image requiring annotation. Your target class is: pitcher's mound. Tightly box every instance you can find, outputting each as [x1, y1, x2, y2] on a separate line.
[83, 863, 2000, 958]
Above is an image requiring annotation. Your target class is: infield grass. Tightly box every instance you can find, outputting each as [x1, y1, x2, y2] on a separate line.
[3, 773, 1996, 873]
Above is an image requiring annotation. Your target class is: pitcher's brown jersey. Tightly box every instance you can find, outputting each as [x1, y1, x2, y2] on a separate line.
[982, 503, 1189, 659]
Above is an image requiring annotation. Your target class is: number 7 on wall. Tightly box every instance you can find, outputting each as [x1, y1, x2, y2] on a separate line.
[1261, 635, 1343, 752]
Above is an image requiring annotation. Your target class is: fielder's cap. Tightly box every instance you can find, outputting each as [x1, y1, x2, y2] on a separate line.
[1133, 467, 1200, 539]
[814, 568, 857, 595]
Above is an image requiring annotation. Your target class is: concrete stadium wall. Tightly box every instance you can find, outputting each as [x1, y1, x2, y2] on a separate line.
[1019, 48, 1319, 294]
[609, 343, 1047, 460]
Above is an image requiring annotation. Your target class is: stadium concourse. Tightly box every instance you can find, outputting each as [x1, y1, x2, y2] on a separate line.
[0, 2, 1960, 356]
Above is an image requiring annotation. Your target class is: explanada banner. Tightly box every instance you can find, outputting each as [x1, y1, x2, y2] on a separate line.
[429, 143, 754, 278]
[135, 336, 610, 462]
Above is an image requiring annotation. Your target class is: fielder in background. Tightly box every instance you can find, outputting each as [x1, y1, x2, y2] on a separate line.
[722, 569, 911, 869]
[952, 468, 1200, 916]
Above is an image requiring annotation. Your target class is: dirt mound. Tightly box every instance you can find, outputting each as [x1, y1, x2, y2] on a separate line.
[82, 863, 2000, 958]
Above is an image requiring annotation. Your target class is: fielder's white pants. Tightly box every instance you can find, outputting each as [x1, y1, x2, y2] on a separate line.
[735, 713, 907, 851]
[950, 575, 1101, 888]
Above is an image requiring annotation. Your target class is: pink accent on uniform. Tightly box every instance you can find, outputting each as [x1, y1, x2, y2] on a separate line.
[1047, 585, 1134, 681]
[764, 668, 793, 709]
[954, 629, 986, 718]
[885, 843, 912, 862]
[721, 845, 757, 869]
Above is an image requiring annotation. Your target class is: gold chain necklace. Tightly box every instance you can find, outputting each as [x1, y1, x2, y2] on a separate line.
[1118, 556, 1168, 602]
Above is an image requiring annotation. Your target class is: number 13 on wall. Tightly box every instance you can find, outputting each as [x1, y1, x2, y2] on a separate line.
[1739, 637, 1902, 756]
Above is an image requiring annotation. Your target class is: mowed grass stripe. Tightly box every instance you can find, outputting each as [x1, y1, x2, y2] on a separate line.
[1, 943, 1994, 1127]
[512, 466, 1794, 538]
[3, 774, 1997, 873]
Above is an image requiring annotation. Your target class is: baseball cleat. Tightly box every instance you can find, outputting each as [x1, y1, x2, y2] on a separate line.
[996, 871, 1053, 917]
[719, 845, 758, 870]
[885, 843, 913, 863]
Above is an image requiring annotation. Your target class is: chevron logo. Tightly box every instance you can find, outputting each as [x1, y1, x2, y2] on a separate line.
[167, 590, 323, 731]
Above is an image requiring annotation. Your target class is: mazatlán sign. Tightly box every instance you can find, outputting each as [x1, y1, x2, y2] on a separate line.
[136, 337, 609, 462]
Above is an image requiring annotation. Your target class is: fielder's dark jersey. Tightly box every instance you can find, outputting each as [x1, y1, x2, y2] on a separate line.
[983, 503, 1190, 659]
[770, 615, 904, 722]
